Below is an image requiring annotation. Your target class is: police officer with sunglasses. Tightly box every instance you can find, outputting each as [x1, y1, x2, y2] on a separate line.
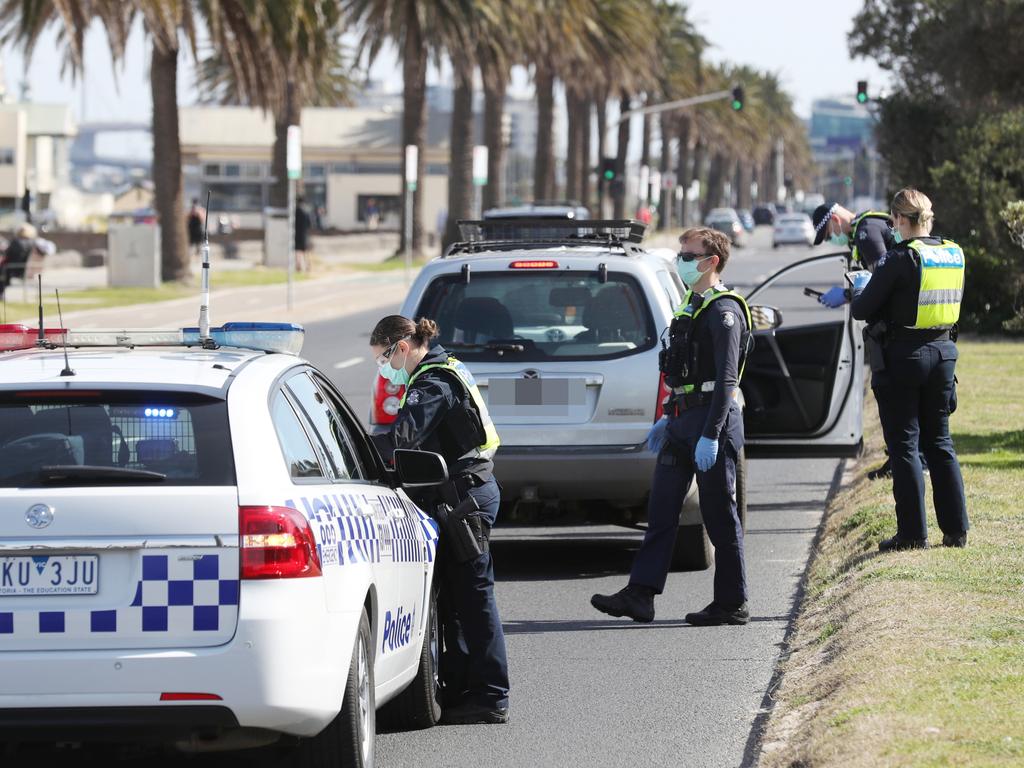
[591, 227, 753, 626]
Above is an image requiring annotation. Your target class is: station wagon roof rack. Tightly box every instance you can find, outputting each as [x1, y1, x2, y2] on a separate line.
[445, 218, 647, 257]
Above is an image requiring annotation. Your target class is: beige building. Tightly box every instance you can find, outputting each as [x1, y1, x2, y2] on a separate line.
[179, 106, 454, 234]
[0, 102, 76, 212]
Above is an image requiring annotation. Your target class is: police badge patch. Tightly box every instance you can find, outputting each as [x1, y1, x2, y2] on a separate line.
[406, 389, 422, 405]
[722, 311, 735, 328]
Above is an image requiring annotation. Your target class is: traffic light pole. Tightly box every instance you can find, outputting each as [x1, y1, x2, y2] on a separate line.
[611, 89, 735, 126]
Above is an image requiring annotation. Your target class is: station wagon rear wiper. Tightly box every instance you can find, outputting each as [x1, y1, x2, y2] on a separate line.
[34, 465, 168, 484]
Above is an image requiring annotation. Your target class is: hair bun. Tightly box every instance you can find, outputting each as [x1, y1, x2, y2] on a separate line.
[416, 318, 440, 341]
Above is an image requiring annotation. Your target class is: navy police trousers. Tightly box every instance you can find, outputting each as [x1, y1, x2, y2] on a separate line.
[630, 402, 748, 607]
[438, 477, 510, 709]
[873, 340, 969, 541]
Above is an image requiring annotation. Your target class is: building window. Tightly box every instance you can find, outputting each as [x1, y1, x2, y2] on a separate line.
[0, 148, 15, 165]
[305, 164, 326, 178]
[206, 183, 264, 212]
[202, 163, 221, 177]
[242, 163, 263, 178]
[357, 194, 399, 226]
[224, 164, 241, 178]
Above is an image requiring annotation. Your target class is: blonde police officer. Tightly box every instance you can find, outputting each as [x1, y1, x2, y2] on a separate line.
[370, 315, 509, 724]
[850, 188, 970, 551]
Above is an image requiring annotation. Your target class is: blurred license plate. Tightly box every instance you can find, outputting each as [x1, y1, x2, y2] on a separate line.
[488, 378, 587, 417]
[0, 555, 99, 596]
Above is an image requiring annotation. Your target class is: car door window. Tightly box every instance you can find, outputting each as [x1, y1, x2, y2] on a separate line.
[286, 372, 363, 481]
[309, 373, 377, 480]
[271, 392, 325, 480]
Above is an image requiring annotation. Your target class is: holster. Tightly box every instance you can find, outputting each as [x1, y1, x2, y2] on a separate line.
[434, 484, 487, 564]
[864, 321, 889, 373]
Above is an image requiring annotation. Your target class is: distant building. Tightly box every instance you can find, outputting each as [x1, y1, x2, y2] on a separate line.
[808, 97, 880, 207]
[0, 102, 76, 213]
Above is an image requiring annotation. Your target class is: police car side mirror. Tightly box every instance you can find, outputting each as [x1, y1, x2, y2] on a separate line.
[393, 449, 450, 488]
[750, 304, 783, 332]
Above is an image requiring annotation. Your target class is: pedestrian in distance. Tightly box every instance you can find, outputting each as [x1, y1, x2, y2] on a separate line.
[369, 315, 510, 724]
[591, 227, 754, 626]
[187, 198, 205, 258]
[849, 188, 969, 551]
[294, 195, 312, 273]
[0, 223, 41, 299]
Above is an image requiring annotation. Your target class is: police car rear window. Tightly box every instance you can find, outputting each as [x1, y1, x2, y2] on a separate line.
[416, 271, 655, 362]
[0, 392, 235, 487]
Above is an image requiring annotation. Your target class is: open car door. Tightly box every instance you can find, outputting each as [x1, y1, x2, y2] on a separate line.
[741, 252, 864, 458]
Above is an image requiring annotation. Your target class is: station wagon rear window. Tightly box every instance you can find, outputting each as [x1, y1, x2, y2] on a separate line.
[0, 392, 235, 487]
[415, 271, 656, 362]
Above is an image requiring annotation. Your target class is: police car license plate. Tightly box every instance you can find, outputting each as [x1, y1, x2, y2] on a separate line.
[0, 555, 99, 596]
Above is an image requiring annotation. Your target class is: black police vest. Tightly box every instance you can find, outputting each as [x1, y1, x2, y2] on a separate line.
[659, 288, 752, 391]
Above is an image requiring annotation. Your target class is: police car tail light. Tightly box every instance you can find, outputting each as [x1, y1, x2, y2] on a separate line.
[371, 373, 402, 425]
[654, 373, 672, 420]
[240, 506, 322, 580]
[0, 324, 68, 351]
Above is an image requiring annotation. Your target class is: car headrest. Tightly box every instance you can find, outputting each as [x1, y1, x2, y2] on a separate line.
[453, 297, 514, 343]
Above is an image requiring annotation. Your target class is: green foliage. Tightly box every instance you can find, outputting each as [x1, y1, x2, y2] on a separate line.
[851, 0, 1024, 333]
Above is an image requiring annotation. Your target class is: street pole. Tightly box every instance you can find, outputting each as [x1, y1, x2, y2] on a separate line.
[286, 125, 301, 312]
[404, 144, 417, 287]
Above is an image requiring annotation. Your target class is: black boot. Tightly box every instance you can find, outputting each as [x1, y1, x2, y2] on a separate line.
[942, 532, 967, 548]
[867, 456, 892, 480]
[878, 534, 927, 552]
[590, 585, 655, 623]
[442, 701, 510, 725]
[684, 601, 749, 626]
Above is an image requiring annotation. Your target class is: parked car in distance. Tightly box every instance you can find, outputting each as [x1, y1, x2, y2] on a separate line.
[737, 209, 755, 232]
[752, 205, 775, 226]
[704, 208, 745, 246]
[773, 212, 816, 248]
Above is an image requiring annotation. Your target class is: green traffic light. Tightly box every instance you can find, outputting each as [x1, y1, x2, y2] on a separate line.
[603, 170, 615, 181]
[857, 92, 868, 104]
[731, 99, 742, 111]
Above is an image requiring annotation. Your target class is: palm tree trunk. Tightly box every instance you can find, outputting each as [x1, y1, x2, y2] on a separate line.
[596, 91, 607, 215]
[612, 91, 630, 219]
[657, 112, 673, 230]
[482, 70, 507, 211]
[533, 63, 555, 202]
[736, 162, 752, 210]
[580, 96, 593, 211]
[565, 87, 583, 202]
[704, 152, 726, 219]
[688, 134, 705, 226]
[675, 115, 692, 227]
[270, 78, 299, 209]
[150, 44, 188, 282]
[443, 56, 475, 252]
[401, 22, 427, 255]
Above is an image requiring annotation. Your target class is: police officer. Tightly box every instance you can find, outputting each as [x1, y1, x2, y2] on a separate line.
[591, 227, 752, 626]
[850, 188, 969, 550]
[811, 202, 895, 298]
[370, 315, 510, 724]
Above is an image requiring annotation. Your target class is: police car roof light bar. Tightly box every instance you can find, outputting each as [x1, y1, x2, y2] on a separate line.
[0, 322, 305, 355]
[452, 218, 647, 251]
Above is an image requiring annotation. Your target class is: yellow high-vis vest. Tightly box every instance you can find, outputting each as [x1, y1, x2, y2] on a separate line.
[401, 356, 501, 460]
[850, 210, 891, 267]
[672, 286, 753, 393]
[905, 238, 965, 329]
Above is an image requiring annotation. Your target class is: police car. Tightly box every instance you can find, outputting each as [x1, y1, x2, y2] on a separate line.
[0, 321, 446, 766]
[372, 219, 865, 570]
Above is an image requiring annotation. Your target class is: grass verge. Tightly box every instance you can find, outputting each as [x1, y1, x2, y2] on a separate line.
[1, 266, 309, 321]
[758, 338, 1024, 768]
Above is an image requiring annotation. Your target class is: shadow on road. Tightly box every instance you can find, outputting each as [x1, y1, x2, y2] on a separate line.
[491, 539, 637, 582]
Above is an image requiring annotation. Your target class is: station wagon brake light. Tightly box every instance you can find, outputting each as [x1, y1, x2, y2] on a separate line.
[371, 373, 403, 426]
[240, 506, 322, 579]
[509, 260, 558, 269]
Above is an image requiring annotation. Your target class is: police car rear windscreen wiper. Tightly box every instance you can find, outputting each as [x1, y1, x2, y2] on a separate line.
[32, 465, 168, 484]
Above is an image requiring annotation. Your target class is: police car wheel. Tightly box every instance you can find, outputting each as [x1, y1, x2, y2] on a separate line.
[378, 583, 442, 730]
[296, 608, 375, 768]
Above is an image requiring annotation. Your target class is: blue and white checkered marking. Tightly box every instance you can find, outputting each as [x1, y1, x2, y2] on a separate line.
[0, 549, 239, 650]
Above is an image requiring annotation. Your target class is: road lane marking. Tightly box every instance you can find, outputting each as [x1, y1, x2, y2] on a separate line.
[334, 357, 366, 370]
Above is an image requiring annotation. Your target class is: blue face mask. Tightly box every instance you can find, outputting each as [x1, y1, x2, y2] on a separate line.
[890, 226, 903, 244]
[378, 342, 411, 386]
[828, 232, 849, 247]
[676, 255, 711, 287]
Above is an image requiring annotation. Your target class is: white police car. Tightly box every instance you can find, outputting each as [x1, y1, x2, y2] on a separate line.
[0, 321, 445, 766]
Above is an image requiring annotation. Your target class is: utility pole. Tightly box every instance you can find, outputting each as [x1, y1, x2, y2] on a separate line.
[285, 125, 301, 311]
[404, 145, 417, 286]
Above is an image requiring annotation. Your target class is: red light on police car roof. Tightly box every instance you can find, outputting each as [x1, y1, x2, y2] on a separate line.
[509, 260, 559, 269]
[0, 324, 67, 352]
[160, 692, 223, 701]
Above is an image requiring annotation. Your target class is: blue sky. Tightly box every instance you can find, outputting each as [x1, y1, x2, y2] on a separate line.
[1, 0, 889, 132]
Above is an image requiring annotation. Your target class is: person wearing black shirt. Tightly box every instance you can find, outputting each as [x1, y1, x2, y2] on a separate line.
[850, 188, 969, 551]
[591, 227, 752, 626]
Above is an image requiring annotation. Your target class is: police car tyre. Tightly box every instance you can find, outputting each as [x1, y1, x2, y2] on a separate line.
[295, 609, 375, 768]
[378, 583, 442, 730]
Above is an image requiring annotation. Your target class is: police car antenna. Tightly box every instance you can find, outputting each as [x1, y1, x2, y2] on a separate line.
[54, 288, 74, 377]
[36, 274, 45, 345]
[197, 190, 215, 349]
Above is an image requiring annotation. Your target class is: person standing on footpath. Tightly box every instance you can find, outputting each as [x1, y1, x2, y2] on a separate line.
[591, 227, 753, 626]
[849, 188, 969, 551]
[187, 198, 205, 258]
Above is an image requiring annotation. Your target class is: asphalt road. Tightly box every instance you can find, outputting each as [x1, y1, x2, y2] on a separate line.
[297, 226, 850, 768]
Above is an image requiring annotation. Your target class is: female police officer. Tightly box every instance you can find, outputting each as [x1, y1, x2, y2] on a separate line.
[370, 315, 510, 724]
[850, 188, 969, 551]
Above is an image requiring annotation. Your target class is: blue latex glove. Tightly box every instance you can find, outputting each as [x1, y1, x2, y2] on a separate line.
[646, 417, 668, 453]
[849, 269, 872, 298]
[819, 285, 848, 308]
[695, 436, 719, 472]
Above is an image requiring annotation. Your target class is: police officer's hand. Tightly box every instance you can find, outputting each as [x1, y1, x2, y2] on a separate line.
[819, 286, 848, 308]
[646, 417, 668, 454]
[695, 436, 719, 472]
